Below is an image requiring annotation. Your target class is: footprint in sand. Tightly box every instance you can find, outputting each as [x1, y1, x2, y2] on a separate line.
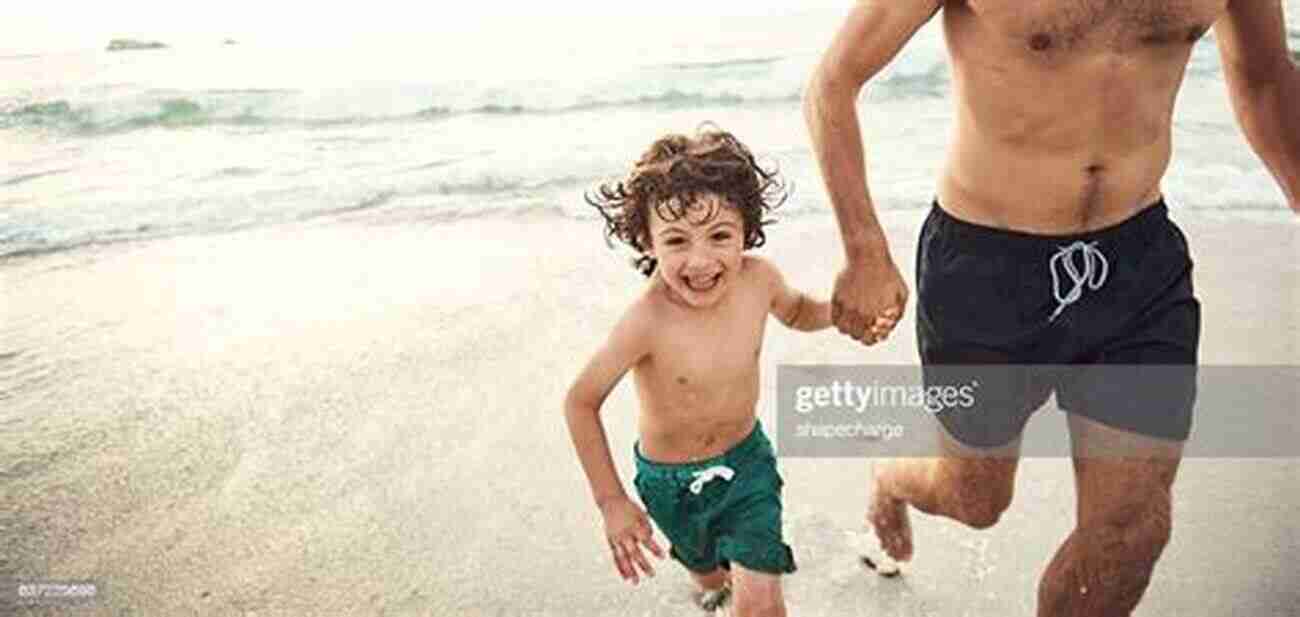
[785, 510, 905, 581]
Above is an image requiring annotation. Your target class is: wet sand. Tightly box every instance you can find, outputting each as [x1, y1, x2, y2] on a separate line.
[1, 210, 1297, 615]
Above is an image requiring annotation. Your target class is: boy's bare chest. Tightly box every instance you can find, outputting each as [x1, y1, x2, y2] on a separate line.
[655, 306, 767, 385]
[960, 0, 1226, 51]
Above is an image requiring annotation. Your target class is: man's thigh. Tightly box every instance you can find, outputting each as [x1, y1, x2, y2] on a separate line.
[1036, 415, 1183, 616]
[925, 418, 1023, 519]
[1067, 413, 1183, 522]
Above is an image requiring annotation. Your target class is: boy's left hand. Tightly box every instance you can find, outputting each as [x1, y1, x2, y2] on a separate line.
[599, 496, 666, 584]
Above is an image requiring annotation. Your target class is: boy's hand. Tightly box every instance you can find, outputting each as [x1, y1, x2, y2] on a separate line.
[599, 496, 665, 585]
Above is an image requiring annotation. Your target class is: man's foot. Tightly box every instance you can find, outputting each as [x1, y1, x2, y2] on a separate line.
[867, 462, 914, 563]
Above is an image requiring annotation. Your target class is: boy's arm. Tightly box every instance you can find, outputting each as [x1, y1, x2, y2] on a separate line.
[755, 257, 833, 332]
[563, 301, 664, 583]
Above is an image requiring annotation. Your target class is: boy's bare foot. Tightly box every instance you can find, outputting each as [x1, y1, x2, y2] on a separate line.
[690, 569, 731, 612]
[693, 584, 732, 612]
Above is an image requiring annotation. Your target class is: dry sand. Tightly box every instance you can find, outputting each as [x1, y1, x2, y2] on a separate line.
[1, 209, 1297, 615]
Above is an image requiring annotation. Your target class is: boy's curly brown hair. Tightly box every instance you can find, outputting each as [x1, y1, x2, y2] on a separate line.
[585, 125, 788, 276]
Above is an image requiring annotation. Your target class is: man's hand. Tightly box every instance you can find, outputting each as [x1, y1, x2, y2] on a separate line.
[599, 496, 665, 585]
[832, 256, 908, 345]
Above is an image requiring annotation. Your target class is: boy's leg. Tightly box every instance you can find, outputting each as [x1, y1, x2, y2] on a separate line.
[730, 565, 785, 617]
[690, 568, 731, 611]
[691, 568, 728, 591]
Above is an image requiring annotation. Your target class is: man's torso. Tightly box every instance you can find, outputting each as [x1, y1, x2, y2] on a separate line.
[938, 0, 1230, 232]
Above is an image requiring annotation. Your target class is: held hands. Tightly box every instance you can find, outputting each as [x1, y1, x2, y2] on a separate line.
[599, 496, 665, 585]
[832, 256, 909, 345]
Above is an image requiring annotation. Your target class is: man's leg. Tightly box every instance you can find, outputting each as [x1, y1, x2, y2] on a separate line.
[730, 564, 785, 617]
[1037, 413, 1183, 617]
[870, 426, 1021, 561]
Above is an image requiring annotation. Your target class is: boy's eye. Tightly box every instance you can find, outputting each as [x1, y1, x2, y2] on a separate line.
[712, 232, 731, 241]
[664, 237, 685, 246]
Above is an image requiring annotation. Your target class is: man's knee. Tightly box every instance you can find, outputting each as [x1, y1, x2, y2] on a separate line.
[1101, 493, 1174, 563]
[934, 457, 1016, 529]
[1040, 491, 1174, 615]
[1076, 458, 1177, 560]
[958, 489, 1012, 530]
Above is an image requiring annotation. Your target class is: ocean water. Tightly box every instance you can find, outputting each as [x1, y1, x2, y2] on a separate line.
[1, 8, 1297, 260]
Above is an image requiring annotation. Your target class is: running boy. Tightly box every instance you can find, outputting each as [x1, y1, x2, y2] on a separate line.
[564, 126, 833, 616]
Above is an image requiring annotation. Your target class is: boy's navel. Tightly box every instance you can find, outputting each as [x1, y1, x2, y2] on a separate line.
[677, 376, 689, 385]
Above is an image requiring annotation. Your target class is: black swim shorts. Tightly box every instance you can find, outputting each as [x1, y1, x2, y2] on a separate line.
[916, 199, 1200, 448]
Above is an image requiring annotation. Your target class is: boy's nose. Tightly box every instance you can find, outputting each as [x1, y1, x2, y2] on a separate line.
[684, 249, 714, 271]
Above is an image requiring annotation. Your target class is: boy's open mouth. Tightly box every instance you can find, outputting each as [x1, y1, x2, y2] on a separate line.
[684, 272, 722, 292]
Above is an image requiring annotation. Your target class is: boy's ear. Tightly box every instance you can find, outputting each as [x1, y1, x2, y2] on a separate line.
[640, 233, 655, 256]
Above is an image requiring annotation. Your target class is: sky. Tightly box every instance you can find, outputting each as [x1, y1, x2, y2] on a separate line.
[4, 0, 853, 54]
[6, 1, 1294, 56]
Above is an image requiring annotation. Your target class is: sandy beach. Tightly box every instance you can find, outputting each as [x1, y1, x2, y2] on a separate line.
[1, 208, 1296, 616]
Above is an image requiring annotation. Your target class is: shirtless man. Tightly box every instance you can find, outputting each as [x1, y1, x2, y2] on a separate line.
[803, 1, 1298, 615]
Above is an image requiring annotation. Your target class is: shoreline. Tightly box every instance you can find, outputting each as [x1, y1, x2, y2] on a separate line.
[2, 199, 1294, 270]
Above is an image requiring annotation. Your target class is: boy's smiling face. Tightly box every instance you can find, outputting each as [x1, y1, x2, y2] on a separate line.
[646, 193, 745, 309]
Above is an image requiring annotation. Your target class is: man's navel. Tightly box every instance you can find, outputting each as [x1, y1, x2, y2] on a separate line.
[1029, 33, 1054, 52]
[1077, 164, 1106, 228]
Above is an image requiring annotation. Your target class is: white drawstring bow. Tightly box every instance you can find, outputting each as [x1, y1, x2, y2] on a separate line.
[1048, 241, 1109, 322]
[688, 465, 736, 495]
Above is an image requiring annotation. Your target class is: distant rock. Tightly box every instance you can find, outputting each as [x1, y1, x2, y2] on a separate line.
[106, 39, 168, 52]
[223, 38, 238, 46]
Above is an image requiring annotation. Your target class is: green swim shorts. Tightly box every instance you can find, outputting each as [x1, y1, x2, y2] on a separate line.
[632, 422, 796, 575]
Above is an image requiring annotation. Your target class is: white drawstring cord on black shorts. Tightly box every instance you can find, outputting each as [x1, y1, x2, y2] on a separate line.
[1048, 241, 1109, 322]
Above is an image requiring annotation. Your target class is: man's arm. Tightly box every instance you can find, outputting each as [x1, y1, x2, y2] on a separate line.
[802, 0, 940, 344]
[803, 0, 942, 260]
[1215, 0, 1300, 212]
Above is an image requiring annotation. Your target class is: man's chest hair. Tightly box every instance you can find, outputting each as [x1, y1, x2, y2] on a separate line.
[959, 0, 1227, 51]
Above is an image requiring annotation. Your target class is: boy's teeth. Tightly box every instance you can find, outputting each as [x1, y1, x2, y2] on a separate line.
[686, 274, 719, 291]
